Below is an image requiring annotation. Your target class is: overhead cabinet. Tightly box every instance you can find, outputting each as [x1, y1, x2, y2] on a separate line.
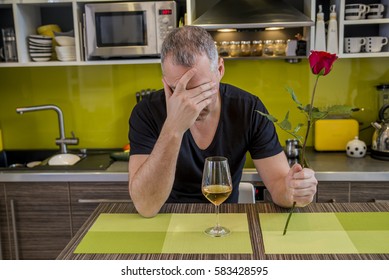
[0, 0, 388, 67]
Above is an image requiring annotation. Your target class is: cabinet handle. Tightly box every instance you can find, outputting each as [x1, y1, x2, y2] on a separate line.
[10, 199, 19, 260]
[330, 198, 336, 203]
[77, 199, 131, 204]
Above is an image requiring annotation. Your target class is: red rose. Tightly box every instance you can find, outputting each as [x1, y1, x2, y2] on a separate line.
[308, 51, 338, 76]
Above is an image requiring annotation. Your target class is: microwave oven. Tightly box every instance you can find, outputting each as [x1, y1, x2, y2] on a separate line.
[84, 1, 176, 60]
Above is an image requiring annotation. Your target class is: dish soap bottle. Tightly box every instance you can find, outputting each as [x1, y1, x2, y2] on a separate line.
[327, 4, 338, 54]
[314, 5, 326, 51]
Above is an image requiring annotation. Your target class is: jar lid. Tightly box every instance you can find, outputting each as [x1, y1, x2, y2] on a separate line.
[240, 41, 251, 44]
[376, 84, 389, 90]
[275, 39, 286, 43]
[252, 40, 262, 44]
[264, 40, 274, 43]
[229, 41, 240, 45]
[220, 41, 229, 45]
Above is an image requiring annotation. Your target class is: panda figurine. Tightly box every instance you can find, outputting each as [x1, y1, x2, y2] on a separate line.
[346, 136, 367, 158]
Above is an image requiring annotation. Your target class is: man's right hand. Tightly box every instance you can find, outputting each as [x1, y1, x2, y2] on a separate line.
[162, 68, 217, 134]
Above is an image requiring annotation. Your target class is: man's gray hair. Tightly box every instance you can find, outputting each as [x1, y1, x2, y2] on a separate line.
[161, 26, 218, 72]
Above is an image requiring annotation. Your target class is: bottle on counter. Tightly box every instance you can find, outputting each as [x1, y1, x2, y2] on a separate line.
[314, 5, 326, 51]
[327, 4, 338, 54]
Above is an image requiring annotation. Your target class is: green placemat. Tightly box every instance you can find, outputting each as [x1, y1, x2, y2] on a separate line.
[75, 213, 252, 254]
[259, 212, 389, 254]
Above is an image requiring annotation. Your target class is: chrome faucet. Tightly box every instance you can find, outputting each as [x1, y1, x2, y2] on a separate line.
[16, 104, 79, 154]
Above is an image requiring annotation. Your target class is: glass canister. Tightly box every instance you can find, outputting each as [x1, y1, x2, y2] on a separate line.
[274, 39, 286, 56]
[229, 41, 241, 57]
[218, 41, 230, 57]
[240, 41, 251, 56]
[1, 28, 18, 62]
[376, 84, 389, 110]
[251, 40, 263, 56]
[263, 40, 274, 56]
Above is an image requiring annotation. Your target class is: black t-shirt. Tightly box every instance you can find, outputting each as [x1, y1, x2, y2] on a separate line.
[129, 83, 283, 203]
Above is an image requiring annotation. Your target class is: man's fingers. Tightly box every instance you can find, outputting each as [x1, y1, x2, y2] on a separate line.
[174, 68, 197, 92]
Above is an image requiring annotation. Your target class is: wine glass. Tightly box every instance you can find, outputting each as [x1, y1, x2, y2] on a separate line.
[201, 156, 233, 237]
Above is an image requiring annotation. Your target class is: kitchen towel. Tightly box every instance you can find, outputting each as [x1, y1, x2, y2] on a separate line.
[74, 213, 252, 254]
[259, 212, 389, 254]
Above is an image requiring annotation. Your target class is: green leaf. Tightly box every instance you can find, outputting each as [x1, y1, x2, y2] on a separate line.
[256, 110, 278, 122]
[279, 111, 292, 130]
[311, 111, 328, 119]
[292, 123, 304, 134]
[286, 87, 303, 107]
[326, 105, 355, 114]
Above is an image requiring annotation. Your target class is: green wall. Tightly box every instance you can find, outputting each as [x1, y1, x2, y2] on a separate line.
[0, 57, 388, 150]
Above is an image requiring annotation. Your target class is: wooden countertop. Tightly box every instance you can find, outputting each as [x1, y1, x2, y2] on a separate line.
[57, 202, 389, 260]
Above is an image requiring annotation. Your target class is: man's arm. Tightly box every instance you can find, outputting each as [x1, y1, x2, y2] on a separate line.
[253, 152, 317, 208]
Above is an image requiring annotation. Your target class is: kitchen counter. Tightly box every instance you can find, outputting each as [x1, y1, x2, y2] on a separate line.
[0, 149, 388, 182]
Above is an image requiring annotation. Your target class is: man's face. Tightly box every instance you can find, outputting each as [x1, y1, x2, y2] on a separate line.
[162, 54, 224, 120]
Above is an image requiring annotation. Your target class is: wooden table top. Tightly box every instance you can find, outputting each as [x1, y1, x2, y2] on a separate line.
[57, 202, 389, 260]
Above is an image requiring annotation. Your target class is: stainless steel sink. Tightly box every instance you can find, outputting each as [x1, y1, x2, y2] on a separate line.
[0, 149, 115, 170]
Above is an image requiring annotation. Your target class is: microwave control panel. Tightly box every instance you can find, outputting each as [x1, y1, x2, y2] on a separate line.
[156, 1, 176, 52]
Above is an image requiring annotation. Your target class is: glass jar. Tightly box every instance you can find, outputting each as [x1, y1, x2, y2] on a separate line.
[218, 41, 230, 57]
[274, 39, 286, 56]
[229, 41, 241, 57]
[376, 84, 389, 111]
[263, 40, 274, 56]
[240, 41, 251, 56]
[251, 40, 263, 56]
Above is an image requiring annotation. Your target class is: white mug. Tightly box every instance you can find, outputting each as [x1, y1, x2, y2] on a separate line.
[367, 3, 385, 19]
[345, 4, 370, 19]
[344, 37, 366, 53]
[365, 36, 389, 52]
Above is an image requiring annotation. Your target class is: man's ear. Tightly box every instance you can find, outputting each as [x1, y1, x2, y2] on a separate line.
[217, 57, 225, 80]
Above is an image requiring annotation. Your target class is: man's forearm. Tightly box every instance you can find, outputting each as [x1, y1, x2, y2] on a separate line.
[129, 124, 183, 217]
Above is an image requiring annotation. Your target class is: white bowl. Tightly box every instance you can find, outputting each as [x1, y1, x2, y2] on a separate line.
[48, 153, 81, 166]
[55, 36, 75, 46]
[31, 57, 51, 62]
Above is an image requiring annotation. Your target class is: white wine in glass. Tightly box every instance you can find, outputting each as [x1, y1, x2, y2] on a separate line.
[202, 156, 233, 237]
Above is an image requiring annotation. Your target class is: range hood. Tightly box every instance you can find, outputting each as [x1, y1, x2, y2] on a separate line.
[191, 0, 314, 30]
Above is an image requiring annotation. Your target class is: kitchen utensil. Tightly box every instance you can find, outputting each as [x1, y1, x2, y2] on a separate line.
[365, 36, 388, 53]
[48, 153, 81, 165]
[314, 119, 359, 151]
[344, 37, 366, 53]
[1, 28, 18, 62]
[371, 104, 389, 160]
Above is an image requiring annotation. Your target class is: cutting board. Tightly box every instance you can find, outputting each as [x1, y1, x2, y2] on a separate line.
[314, 119, 359, 151]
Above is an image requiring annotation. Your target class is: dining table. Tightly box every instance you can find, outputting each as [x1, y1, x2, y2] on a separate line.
[57, 202, 389, 260]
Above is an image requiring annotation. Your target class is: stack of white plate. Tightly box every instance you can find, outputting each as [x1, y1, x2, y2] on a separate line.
[55, 36, 76, 61]
[28, 34, 53, 62]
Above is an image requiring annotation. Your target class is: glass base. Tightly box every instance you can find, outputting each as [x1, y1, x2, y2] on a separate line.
[204, 226, 230, 237]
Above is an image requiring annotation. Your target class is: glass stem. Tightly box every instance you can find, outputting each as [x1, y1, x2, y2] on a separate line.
[215, 205, 220, 229]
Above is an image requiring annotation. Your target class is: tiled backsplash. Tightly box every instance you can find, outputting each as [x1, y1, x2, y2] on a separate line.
[0, 57, 388, 150]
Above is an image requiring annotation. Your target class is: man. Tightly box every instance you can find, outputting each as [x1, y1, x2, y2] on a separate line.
[128, 26, 317, 217]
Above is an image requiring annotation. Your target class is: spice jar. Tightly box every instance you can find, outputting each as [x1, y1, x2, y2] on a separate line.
[229, 41, 241, 57]
[240, 41, 251, 56]
[274, 39, 286, 56]
[263, 40, 274, 56]
[218, 41, 230, 57]
[251, 40, 263, 56]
